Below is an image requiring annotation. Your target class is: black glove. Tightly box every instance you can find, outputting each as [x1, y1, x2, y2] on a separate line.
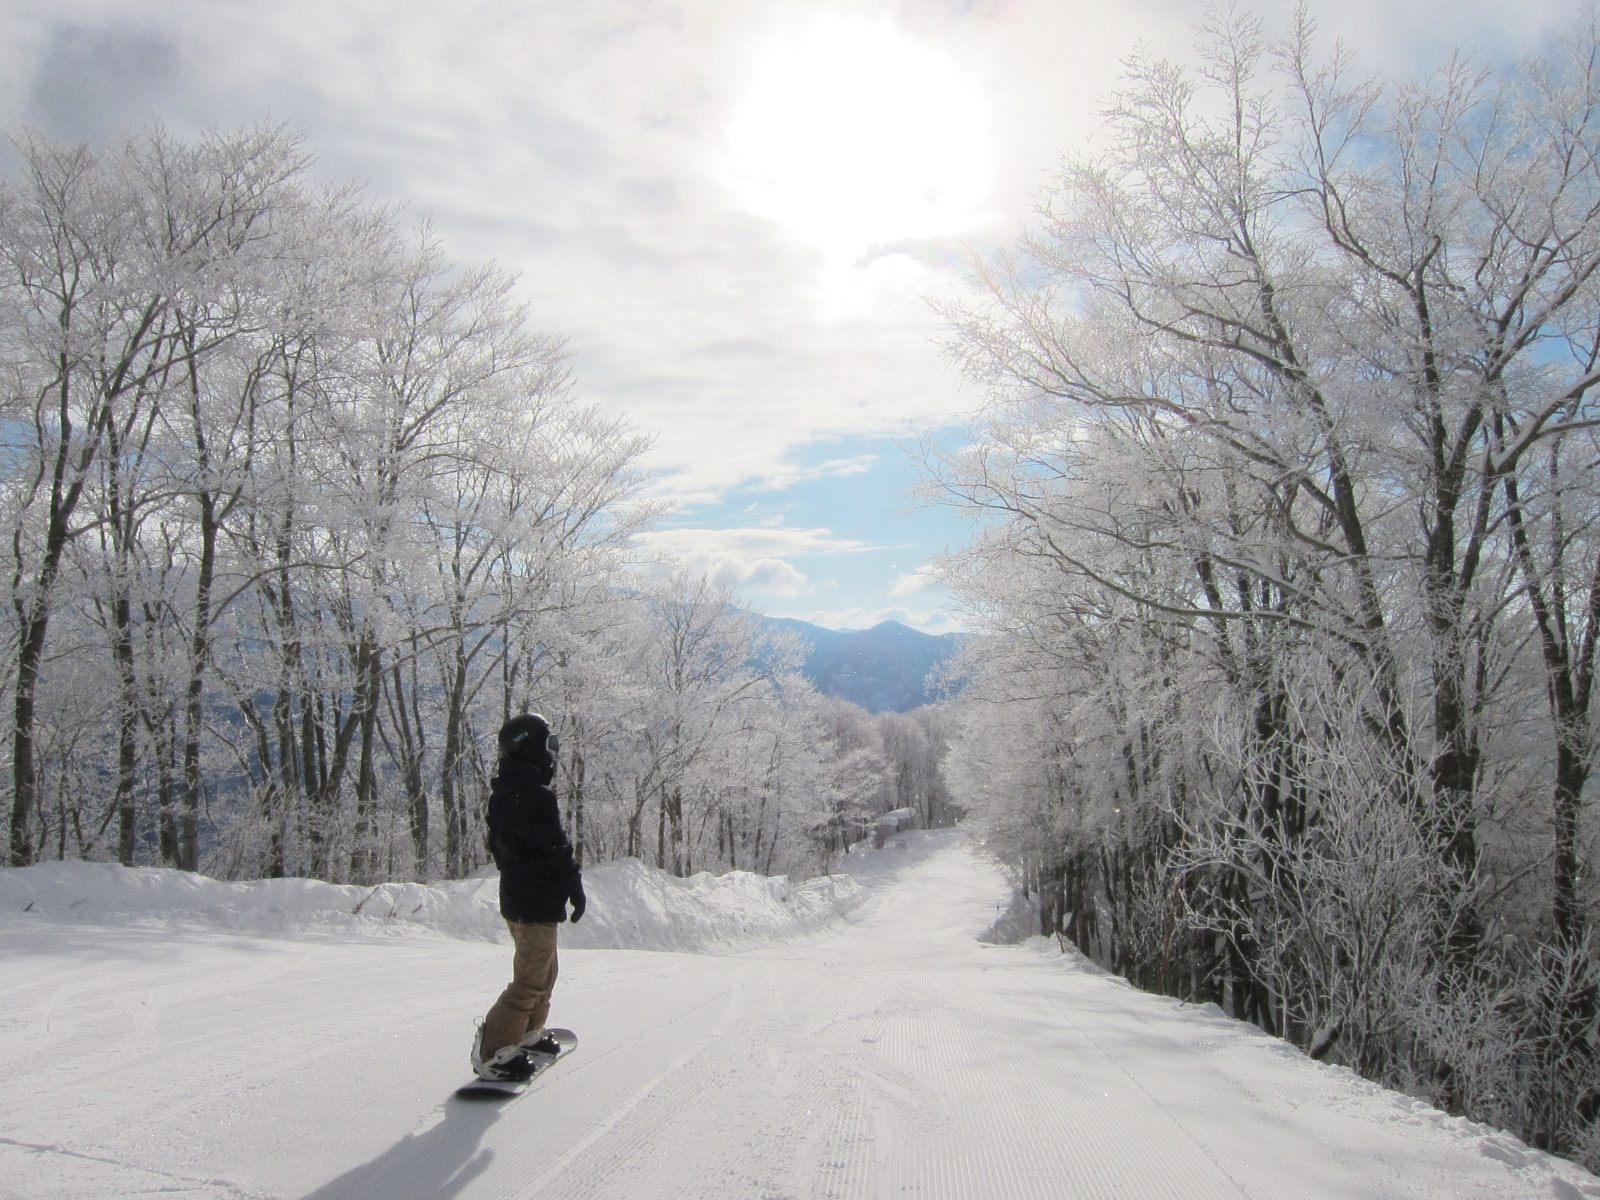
[568, 877, 587, 923]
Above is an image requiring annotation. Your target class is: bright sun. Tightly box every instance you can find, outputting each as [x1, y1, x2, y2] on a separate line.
[722, 14, 992, 264]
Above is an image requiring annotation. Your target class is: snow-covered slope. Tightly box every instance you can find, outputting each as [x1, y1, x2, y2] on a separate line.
[0, 853, 863, 950]
[1, 832, 1595, 1200]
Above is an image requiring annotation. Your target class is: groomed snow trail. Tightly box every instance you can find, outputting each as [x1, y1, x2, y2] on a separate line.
[3, 831, 1596, 1199]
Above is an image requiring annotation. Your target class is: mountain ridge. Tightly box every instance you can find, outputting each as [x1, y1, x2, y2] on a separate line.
[764, 616, 961, 713]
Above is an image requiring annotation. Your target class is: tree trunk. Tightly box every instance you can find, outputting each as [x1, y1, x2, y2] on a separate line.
[10, 484, 77, 865]
[112, 588, 140, 866]
[349, 650, 382, 883]
[568, 743, 586, 868]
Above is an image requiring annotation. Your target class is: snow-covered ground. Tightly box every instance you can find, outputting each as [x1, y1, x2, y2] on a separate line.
[2, 830, 1596, 1199]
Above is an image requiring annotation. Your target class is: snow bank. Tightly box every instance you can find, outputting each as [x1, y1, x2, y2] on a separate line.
[561, 857, 864, 952]
[0, 860, 504, 942]
[0, 855, 865, 952]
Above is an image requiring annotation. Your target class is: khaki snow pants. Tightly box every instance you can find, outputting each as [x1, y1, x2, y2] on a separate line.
[481, 920, 560, 1058]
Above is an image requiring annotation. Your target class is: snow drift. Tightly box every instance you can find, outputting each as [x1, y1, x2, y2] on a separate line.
[0, 854, 866, 951]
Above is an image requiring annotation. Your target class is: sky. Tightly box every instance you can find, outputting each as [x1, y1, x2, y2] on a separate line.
[0, 0, 1577, 634]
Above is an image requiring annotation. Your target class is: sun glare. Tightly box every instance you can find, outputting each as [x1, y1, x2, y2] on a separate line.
[722, 14, 992, 265]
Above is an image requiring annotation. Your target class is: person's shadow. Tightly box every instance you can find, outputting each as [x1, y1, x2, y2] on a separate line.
[299, 1096, 507, 1200]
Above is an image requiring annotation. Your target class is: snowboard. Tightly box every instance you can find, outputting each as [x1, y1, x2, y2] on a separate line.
[455, 1027, 578, 1099]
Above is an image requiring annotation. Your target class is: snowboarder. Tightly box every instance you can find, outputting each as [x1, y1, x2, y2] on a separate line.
[470, 712, 587, 1082]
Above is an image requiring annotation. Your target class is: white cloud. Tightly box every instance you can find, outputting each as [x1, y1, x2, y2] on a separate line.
[636, 523, 876, 601]
[709, 556, 811, 596]
[640, 524, 877, 563]
[752, 454, 878, 494]
[889, 563, 941, 598]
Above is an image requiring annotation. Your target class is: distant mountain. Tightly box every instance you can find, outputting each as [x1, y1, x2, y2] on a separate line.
[765, 617, 962, 713]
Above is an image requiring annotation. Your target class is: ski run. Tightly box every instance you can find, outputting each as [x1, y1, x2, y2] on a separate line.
[2, 830, 1597, 1200]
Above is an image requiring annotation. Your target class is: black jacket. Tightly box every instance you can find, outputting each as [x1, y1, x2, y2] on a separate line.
[486, 755, 583, 923]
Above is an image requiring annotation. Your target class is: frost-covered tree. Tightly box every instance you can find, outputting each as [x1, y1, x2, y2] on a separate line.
[0, 125, 662, 880]
[0, 125, 314, 867]
[931, 8, 1600, 1168]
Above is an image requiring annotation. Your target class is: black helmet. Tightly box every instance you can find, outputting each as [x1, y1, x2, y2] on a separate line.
[497, 712, 559, 761]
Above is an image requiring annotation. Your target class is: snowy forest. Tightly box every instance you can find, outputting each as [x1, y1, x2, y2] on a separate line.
[929, 13, 1600, 1171]
[0, 125, 954, 888]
